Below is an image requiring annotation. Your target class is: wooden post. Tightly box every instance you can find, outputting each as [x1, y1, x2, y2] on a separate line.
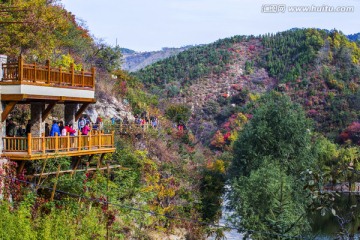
[55, 133, 58, 152]
[85, 162, 89, 173]
[18, 55, 23, 82]
[70, 63, 75, 87]
[50, 164, 61, 201]
[67, 133, 70, 151]
[72, 157, 81, 174]
[98, 131, 102, 148]
[59, 66, 63, 85]
[42, 133, 45, 154]
[91, 67, 95, 89]
[111, 130, 115, 147]
[27, 133, 32, 156]
[88, 130, 92, 150]
[46, 60, 50, 84]
[59, 66, 62, 85]
[17, 161, 26, 175]
[81, 69, 85, 87]
[36, 156, 48, 189]
[33, 62, 37, 83]
[78, 131, 81, 151]
[107, 163, 110, 192]
[97, 157, 101, 169]
[71, 157, 81, 178]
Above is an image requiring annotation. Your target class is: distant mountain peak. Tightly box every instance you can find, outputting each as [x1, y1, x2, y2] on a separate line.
[121, 46, 193, 72]
[347, 33, 360, 41]
[120, 48, 136, 55]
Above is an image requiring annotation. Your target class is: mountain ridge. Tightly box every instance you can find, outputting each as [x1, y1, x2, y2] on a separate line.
[121, 46, 194, 72]
[134, 28, 360, 144]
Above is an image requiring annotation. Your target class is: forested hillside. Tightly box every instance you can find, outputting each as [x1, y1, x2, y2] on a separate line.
[135, 28, 360, 142]
[134, 28, 360, 238]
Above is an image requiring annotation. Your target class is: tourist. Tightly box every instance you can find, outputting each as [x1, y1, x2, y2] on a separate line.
[135, 115, 140, 125]
[94, 116, 102, 130]
[81, 122, 91, 135]
[61, 124, 68, 136]
[59, 121, 64, 134]
[123, 116, 129, 125]
[50, 120, 61, 136]
[140, 118, 145, 128]
[78, 116, 86, 131]
[65, 123, 76, 136]
[25, 120, 32, 135]
[45, 123, 50, 137]
[151, 117, 158, 128]
[6, 119, 16, 137]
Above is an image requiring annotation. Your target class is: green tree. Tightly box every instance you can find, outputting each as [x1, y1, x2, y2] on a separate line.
[165, 104, 191, 124]
[230, 92, 313, 177]
[228, 92, 314, 238]
[229, 161, 310, 239]
[93, 44, 122, 72]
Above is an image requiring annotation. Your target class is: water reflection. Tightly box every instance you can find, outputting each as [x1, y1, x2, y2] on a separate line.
[310, 193, 360, 239]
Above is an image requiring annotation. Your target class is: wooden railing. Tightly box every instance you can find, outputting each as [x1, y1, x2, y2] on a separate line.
[103, 123, 157, 134]
[1, 56, 95, 89]
[2, 131, 114, 155]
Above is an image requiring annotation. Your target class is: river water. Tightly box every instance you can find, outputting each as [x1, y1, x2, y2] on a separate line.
[208, 185, 243, 240]
[217, 197, 243, 239]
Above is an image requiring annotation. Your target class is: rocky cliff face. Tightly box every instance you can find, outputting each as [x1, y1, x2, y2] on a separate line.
[85, 96, 134, 123]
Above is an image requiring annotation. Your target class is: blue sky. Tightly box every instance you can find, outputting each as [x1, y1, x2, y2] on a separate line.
[61, 0, 360, 52]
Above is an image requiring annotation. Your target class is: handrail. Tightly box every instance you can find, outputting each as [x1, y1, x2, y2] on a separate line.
[1, 56, 95, 89]
[103, 123, 157, 133]
[2, 131, 114, 155]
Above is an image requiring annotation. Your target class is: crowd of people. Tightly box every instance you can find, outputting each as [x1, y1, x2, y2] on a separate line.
[5, 113, 160, 138]
[5, 119, 32, 137]
[133, 114, 158, 128]
[5, 115, 103, 138]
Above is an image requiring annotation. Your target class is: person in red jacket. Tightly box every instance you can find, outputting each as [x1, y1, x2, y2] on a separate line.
[81, 122, 91, 135]
[65, 124, 76, 136]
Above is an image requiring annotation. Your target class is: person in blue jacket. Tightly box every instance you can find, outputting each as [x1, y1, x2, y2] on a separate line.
[50, 120, 61, 136]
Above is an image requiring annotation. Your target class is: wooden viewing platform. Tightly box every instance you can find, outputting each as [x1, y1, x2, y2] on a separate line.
[1, 55, 95, 89]
[1, 131, 115, 160]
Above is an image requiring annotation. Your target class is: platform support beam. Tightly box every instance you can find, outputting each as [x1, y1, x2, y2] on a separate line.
[42, 102, 57, 122]
[75, 103, 90, 121]
[31, 103, 45, 137]
[65, 103, 78, 129]
[1, 101, 17, 122]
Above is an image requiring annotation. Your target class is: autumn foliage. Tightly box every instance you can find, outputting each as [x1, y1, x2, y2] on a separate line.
[339, 122, 360, 145]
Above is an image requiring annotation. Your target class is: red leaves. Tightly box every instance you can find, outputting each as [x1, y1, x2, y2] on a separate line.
[223, 132, 231, 141]
[339, 122, 360, 145]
